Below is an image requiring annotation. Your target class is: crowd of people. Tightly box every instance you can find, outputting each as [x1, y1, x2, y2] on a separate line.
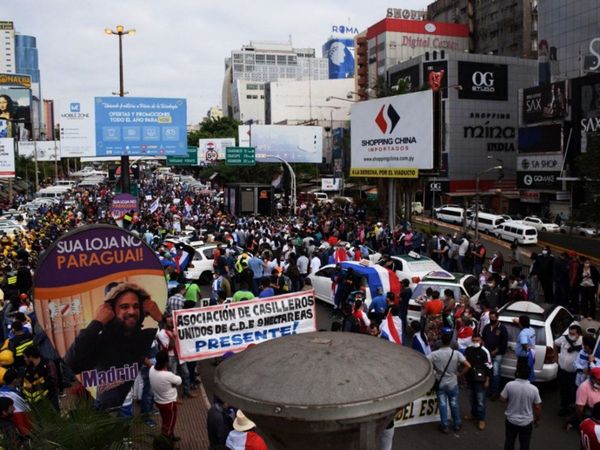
[0, 167, 599, 449]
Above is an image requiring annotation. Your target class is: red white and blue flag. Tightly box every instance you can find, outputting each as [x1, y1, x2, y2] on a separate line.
[380, 312, 403, 345]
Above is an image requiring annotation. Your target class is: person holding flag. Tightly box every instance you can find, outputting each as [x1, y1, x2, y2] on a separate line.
[380, 304, 403, 345]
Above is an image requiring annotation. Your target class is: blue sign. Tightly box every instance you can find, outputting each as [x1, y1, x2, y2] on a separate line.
[94, 97, 187, 156]
[323, 38, 355, 79]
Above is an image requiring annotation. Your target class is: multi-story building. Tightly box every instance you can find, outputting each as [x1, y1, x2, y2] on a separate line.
[0, 21, 15, 73]
[15, 34, 42, 138]
[427, 0, 538, 60]
[388, 51, 538, 211]
[222, 40, 329, 123]
[354, 18, 469, 100]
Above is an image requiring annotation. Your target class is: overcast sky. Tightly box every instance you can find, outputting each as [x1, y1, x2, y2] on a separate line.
[5, 0, 430, 123]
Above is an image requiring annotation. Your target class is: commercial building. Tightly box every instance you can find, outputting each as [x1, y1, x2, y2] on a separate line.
[388, 51, 538, 211]
[427, 0, 538, 59]
[222, 40, 329, 123]
[354, 17, 469, 100]
[15, 34, 42, 139]
[0, 21, 15, 73]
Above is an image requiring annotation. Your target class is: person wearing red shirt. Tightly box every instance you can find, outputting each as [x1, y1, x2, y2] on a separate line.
[580, 402, 600, 450]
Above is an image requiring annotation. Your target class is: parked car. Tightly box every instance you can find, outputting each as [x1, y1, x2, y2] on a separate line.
[184, 243, 243, 284]
[497, 301, 575, 382]
[522, 216, 560, 233]
[407, 270, 482, 325]
[435, 206, 470, 225]
[493, 221, 538, 245]
[377, 253, 442, 288]
[559, 222, 599, 238]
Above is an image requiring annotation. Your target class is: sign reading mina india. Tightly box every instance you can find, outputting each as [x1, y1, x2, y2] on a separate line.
[33, 225, 167, 392]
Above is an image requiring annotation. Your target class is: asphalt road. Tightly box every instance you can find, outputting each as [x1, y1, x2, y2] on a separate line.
[197, 298, 578, 450]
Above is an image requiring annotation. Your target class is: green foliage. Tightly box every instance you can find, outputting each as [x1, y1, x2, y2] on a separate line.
[575, 135, 600, 224]
[187, 116, 241, 147]
[27, 399, 151, 450]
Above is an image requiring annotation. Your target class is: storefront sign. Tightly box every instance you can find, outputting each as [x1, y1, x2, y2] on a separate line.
[386, 8, 427, 20]
[463, 112, 516, 152]
[517, 154, 562, 172]
[520, 191, 541, 204]
[517, 171, 562, 190]
[458, 61, 508, 101]
[522, 81, 567, 124]
[174, 291, 317, 362]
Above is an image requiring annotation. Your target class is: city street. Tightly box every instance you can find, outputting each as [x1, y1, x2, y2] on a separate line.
[197, 299, 577, 450]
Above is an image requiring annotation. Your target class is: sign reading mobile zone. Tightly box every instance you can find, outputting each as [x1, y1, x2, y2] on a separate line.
[350, 90, 433, 178]
[174, 290, 317, 361]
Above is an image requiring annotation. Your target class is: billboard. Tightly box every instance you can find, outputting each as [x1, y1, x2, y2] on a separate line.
[458, 61, 508, 101]
[522, 81, 567, 124]
[517, 154, 562, 172]
[197, 138, 236, 164]
[18, 141, 60, 162]
[33, 225, 167, 410]
[350, 90, 433, 177]
[518, 125, 562, 153]
[94, 97, 187, 157]
[238, 125, 323, 163]
[174, 291, 317, 362]
[110, 194, 138, 219]
[0, 85, 32, 139]
[517, 171, 562, 190]
[321, 178, 341, 191]
[422, 61, 448, 98]
[323, 38, 355, 79]
[57, 99, 96, 157]
[0, 138, 15, 177]
[389, 65, 420, 92]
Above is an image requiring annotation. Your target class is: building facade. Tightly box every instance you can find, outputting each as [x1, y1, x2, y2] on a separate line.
[427, 0, 538, 59]
[0, 21, 15, 73]
[222, 40, 329, 122]
[355, 18, 469, 100]
[15, 34, 42, 139]
[388, 51, 538, 210]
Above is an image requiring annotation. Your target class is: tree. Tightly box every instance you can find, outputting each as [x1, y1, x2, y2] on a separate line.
[187, 116, 241, 147]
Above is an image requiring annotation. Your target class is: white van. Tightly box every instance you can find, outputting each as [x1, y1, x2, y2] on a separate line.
[36, 186, 71, 199]
[435, 206, 469, 225]
[493, 221, 538, 245]
[468, 212, 505, 234]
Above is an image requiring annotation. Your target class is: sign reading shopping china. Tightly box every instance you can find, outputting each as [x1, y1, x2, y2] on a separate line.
[95, 97, 187, 157]
[174, 291, 317, 361]
[350, 90, 433, 177]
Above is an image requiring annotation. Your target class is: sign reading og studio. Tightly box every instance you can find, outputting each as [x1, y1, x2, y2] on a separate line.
[463, 112, 516, 152]
[458, 61, 508, 101]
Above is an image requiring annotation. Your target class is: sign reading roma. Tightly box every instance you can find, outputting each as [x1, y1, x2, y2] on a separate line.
[34, 225, 167, 410]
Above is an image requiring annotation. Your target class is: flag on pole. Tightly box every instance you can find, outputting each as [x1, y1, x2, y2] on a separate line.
[150, 198, 160, 214]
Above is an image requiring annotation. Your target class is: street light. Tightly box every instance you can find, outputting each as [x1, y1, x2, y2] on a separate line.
[474, 161, 503, 242]
[105, 25, 135, 193]
[326, 96, 356, 103]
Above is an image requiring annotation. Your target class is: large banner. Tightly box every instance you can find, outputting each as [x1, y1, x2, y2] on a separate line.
[18, 141, 60, 162]
[394, 387, 447, 428]
[0, 138, 15, 177]
[57, 99, 96, 157]
[33, 225, 167, 410]
[350, 90, 433, 177]
[174, 291, 317, 362]
[110, 193, 138, 219]
[237, 125, 323, 163]
[0, 85, 32, 139]
[522, 81, 567, 124]
[198, 138, 236, 164]
[95, 97, 187, 157]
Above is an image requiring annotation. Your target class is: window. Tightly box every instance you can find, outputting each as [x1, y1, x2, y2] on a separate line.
[266, 55, 276, 65]
[463, 276, 480, 297]
[233, 54, 243, 63]
[255, 54, 265, 64]
[316, 267, 335, 278]
[287, 55, 297, 65]
[277, 55, 287, 64]
[244, 54, 254, 64]
[525, 229, 537, 236]
[202, 248, 215, 259]
[233, 64, 244, 73]
[550, 309, 574, 339]
[247, 84, 258, 90]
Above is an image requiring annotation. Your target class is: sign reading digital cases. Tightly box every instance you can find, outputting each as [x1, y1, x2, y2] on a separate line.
[350, 90, 434, 177]
[174, 291, 317, 361]
[522, 81, 567, 124]
[458, 61, 508, 101]
[33, 225, 167, 410]
[0, 138, 15, 177]
[95, 97, 187, 157]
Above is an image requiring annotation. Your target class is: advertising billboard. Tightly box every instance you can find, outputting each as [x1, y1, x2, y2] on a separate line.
[350, 90, 433, 177]
[518, 125, 562, 153]
[321, 178, 341, 191]
[0, 138, 15, 177]
[389, 65, 420, 92]
[110, 193, 138, 219]
[522, 81, 567, 124]
[197, 138, 236, 164]
[18, 141, 60, 162]
[238, 125, 323, 163]
[95, 97, 187, 157]
[323, 38, 355, 79]
[458, 61, 508, 101]
[422, 61, 448, 98]
[57, 99, 96, 157]
[517, 154, 562, 172]
[571, 73, 600, 154]
[33, 225, 167, 410]
[0, 85, 32, 139]
[517, 171, 562, 190]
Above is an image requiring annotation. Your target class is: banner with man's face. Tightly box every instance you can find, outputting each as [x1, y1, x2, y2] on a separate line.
[34, 225, 167, 410]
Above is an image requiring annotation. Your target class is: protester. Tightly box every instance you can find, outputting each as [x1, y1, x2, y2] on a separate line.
[149, 350, 182, 443]
[481, 310, 508, 400]
[225, 409, 268, 450]
[554, 324, 582, 416]
[580, 402, 600, 450]
[22, 346, 59, 411]
[464, 333, 492, 430]
[207, 396, 233, 450]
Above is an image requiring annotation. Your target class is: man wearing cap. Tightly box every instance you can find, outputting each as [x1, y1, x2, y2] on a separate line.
[64, 282, 162, 410]
[226, 409, 268, 450]
[576, 367, 600, 424]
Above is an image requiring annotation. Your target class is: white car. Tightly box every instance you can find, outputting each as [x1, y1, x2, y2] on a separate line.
[560, 223, 599, 238]
[377, 252, 442, 288]
[522, 216, 560, 233]
[498, 301, 575, 382]
[184, 243, 244, 284]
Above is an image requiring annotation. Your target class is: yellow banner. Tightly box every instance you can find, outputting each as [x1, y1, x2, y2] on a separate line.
[0, 73, 31, 88]
[350, 168, 419, 178]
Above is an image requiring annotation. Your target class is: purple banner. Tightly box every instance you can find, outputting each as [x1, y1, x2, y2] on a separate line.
[110, 193, 138, 219]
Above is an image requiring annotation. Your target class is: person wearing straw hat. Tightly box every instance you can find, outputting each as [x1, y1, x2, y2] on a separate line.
[225, 409, 268, 450]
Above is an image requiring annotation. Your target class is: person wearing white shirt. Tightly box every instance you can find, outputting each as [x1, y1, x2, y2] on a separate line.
[310, 254, 321, 275]
[150, 350, 182, 441]
[297, 253, 309, 277]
